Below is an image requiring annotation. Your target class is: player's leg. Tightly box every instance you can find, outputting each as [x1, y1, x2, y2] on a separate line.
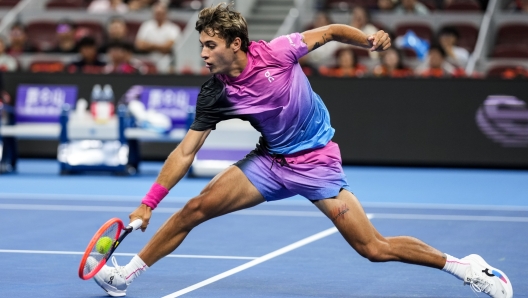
[313, 190, 513, 298]
[90, 165, 265, 296]
[313, 190, 445, 267]
[138, 165, 265, 266]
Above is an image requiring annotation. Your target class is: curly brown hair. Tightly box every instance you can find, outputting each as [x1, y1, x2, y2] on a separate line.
[195, 2, 249, 52]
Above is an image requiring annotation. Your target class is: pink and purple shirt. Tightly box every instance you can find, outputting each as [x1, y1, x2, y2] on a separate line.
[190, 33, 334, 155]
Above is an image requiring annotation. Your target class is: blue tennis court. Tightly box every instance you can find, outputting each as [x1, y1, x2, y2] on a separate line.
[1, 159, 527, 297]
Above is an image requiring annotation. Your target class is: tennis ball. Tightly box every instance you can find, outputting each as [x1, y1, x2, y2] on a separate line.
[96, 236, 113, 255]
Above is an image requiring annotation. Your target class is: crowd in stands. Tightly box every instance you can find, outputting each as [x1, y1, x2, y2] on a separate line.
[298, 0, 528, 79]
[0, 0, 182, 74]
[0, 0, 525, 79]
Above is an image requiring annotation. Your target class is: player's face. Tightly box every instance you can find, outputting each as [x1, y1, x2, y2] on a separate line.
[199, 31, 237, 75]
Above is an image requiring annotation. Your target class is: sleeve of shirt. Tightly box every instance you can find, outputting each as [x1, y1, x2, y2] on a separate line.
[168, 23, 180, 41]
[189, 77, 225, 131]
[135, 22, 149, 42]
[268, 32, 309, 65]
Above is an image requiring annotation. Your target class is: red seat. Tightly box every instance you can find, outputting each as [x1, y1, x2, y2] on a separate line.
[26, 21, 58, 51]
[76, 21, 104, 46]
[491, 44, 528, 58]
[324, 0, 365, 10]
[171, 20, 187, 31]
[46, 0, 87, 9]
[170, 0, 204, 9]
[439, 23, 479, 52]
[0, 0, 20, 7]
[30, 61, 65, 73]
[444, 0, 481, 11]
[495, 23, 528, 46]
[352, 47, 370, 58]
[487, 65, 526, 78]
[419, 0, 437, 10]
[125, 21, 142, 42]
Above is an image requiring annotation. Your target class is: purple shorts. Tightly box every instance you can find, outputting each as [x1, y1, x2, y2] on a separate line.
[235, 140, 351, 201]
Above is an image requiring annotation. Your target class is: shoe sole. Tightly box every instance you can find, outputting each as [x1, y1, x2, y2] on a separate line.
[466, 254, 513, 298]
[93, 274, 127, 297]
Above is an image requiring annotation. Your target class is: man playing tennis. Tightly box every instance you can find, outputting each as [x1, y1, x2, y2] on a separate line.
[89, 3, 512, 297]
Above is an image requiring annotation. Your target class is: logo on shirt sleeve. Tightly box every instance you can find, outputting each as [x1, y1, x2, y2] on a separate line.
[286, 34, 295, 47]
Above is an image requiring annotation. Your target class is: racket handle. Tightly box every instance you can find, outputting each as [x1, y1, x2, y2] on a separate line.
[127, 219, 143, 231]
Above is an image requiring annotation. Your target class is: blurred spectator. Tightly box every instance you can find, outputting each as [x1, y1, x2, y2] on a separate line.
[350, 6, 379, 59]
[104, 41, 146, 74]
[7, 23, 37, 56]
[378, 0, 396, 11]
[373, 48, 413, 77]
[299, 10, 340, 69]
[416, 44, 464, 77]
[394, 0, 431, 14]
[67, 37, 106, 74]
[0, 36, 18, 72]
[351, 6, 378, 36]
[88, 0, 128, 13]
[437, 27, 469, 68]
[48, 20, 78, 54]
[304, 10, 333, 31]
[128, 0, 153, 11]
[319, 48, 367, 77]
[135, 1, 181, 73]
[508, 0, 528, 11]
[100, 17, 130, 53]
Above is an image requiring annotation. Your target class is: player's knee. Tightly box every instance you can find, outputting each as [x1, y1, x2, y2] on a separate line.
[357, 242, 385, 262]
[181, 197, 208, 225]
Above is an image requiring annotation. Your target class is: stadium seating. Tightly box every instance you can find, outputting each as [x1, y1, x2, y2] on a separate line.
[491, 44, 528, 58]
[26, 21, 58, 51]
[494, 23, 528, 46]
[76, 21, 105, 45]
[46, 0, 87, 9]
[444, 0, 482, 11]
[0, 0, 19, 7]
[29, 60, 65, 73]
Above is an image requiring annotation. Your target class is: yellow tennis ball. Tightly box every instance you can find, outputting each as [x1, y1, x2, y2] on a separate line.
[96, 236, 113, 254]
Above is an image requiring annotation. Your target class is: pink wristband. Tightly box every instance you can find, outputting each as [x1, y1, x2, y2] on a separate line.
[141, 182, 169, 210]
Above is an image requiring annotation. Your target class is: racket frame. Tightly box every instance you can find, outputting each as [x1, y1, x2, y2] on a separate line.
[78, 218, 125, 280]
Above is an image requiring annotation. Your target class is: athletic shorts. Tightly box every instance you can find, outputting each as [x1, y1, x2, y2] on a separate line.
[235, 139, 351, 201]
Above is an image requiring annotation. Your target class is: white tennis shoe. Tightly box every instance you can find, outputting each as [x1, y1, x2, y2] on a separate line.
[462, 254, 513, 298]
[86, 256, 129, 297]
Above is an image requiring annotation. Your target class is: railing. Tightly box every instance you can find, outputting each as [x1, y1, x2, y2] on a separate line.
[276, 0, 314, 37]
[465, 0, 500, 75]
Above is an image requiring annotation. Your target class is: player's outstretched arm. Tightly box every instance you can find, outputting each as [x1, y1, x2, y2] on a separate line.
[129, 129, 211, 231]
[300, 24, 391, 53]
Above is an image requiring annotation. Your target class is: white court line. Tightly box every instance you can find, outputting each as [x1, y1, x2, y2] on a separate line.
[161, 224, 346, 298]
[371, 213, 528, 222]
[0, 204, 324, 217]
[0, 249, 256, 260]
[2, 193, 528, 211]
[3, 204, 528, 221]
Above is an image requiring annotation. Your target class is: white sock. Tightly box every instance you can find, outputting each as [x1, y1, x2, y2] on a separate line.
[123, 255, 148, 284]
[442, 253, 470, 281]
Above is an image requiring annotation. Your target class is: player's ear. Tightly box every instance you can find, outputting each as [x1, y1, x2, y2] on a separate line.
[231, 37, 241, 53]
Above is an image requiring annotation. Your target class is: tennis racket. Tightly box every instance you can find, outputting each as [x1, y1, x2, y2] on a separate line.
[78, 218, 143, 280]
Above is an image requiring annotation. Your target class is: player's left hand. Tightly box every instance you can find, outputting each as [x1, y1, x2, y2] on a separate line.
[367, 30, 391, 52]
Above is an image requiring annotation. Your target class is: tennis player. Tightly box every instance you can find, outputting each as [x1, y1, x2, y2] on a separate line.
[89, 3, 512, 297]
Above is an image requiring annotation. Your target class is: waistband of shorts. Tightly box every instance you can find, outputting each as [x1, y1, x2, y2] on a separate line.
[267, 141, 335, 158]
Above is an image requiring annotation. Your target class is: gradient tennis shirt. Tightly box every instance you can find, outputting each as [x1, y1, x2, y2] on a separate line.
[190, 32, 335, 155]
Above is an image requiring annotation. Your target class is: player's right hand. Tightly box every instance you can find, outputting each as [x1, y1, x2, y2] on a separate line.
[129, 204, 152, 232]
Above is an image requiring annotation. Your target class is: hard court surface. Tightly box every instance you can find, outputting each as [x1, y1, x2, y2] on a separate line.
[1, 159, 527, 297]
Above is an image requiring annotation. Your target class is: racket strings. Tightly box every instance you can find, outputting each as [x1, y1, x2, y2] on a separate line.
[82, 222, 119, 276]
